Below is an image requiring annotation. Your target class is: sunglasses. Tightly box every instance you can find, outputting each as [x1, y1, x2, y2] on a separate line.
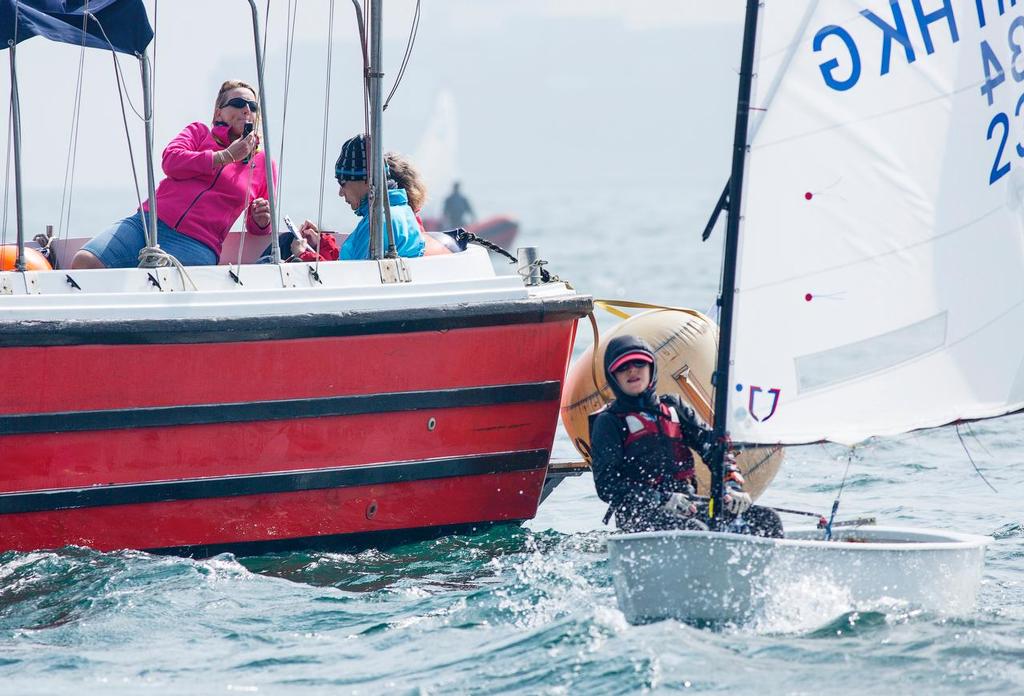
[220, 97, 259, 112]
[613, 359, 650, 373]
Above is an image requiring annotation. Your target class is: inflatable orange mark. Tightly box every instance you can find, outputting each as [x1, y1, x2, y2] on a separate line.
[0, 244, 52, 271]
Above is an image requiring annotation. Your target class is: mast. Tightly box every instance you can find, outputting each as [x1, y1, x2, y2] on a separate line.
[6, 40, 24, 271]
[247, 0, 280, 261]
[367, 0, 384, 259]
[139, 50, 158, 248]
[709, 0, 761, 526]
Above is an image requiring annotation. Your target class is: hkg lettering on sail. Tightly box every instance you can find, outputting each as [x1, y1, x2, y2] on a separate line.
[811, 0, 1014, 92]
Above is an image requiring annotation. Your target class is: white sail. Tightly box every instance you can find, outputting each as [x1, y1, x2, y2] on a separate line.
[413, 89, 460, 218]
[728, 0, 1024, 444]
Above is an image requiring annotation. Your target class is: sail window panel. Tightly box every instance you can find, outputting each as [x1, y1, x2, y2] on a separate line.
[794, 311, 947, 392]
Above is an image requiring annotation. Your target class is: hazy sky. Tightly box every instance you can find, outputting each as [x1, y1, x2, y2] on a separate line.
[0, 1, 746, 230]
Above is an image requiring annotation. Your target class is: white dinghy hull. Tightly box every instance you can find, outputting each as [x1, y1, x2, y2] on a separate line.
[607, 526, 990, 624]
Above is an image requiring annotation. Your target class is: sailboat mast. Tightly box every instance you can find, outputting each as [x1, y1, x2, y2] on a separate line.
[367, 0, 384, 260]
[710, 0, 761, 523]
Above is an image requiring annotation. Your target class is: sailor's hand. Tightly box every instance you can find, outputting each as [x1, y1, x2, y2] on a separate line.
[289, 237, 307, 258]
[299, 226, 319, 248]
[299, 220, 320, 238]
[227, 132, 256, 162]
[723, 489, 752, 515]
[249, 198, 271, 228]
[661, 492, 697, 517]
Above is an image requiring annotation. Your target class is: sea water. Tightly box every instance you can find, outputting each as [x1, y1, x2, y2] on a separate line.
[1, 181, 1022, 694]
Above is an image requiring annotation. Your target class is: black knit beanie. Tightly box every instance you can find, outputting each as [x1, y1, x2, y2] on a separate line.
[335, 134, 368, 181]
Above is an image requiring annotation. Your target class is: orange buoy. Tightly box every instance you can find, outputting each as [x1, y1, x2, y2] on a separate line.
[0, 244, 52, 271]
[559, 308, 783, 500]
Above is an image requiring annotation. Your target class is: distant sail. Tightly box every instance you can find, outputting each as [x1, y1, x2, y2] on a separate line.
[727, 1, 1024, 444]
[413, 89, 459, 218]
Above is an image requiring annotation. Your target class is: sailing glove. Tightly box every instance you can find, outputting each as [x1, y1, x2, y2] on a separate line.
[723, 489, 752, 515]
[661, 492, 697, 517]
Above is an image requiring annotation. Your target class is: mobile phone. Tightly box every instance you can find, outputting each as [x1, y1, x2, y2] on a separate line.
[240, 123, 255, 163]
[283, 215, 301, 238]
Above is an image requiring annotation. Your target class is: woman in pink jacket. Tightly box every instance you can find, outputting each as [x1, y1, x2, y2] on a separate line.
[73, 80, 276, 269]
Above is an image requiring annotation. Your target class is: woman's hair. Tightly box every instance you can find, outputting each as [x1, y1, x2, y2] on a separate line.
[212, 79, 261, 133]
[385, 152, 427, 212]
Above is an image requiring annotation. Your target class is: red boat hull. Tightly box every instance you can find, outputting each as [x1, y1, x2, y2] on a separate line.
[0, 297, 587, 555]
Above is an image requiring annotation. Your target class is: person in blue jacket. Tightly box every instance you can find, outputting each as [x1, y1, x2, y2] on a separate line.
[297, 134, 425, 259]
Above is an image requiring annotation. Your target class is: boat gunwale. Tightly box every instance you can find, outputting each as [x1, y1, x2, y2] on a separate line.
[606, 525, 993, 553]
[0, 294, 593, 347]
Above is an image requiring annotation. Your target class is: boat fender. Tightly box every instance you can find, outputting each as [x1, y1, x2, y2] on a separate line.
[0, 245, 52, 271]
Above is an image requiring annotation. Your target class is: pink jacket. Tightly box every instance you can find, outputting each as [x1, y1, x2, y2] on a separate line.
[142, 122, 276, 257]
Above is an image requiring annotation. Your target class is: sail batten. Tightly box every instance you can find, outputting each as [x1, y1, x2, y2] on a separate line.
[727, 0, 1024, 445]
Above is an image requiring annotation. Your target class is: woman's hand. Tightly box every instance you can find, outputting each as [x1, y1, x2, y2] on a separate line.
[249, 198, 271, 228]
[225, 132, 257, 163]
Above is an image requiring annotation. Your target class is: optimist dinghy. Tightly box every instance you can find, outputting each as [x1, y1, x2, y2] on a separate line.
[606, 0, 1019, 623]
[608, 526, 990, 624]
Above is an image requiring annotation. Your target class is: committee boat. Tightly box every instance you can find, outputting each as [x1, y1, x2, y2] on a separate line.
[608, 0, 1012, 622]
[0, 1, 590, 556]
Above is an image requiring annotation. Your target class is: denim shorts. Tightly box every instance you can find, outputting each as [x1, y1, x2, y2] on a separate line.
[82, 212, 218, 268]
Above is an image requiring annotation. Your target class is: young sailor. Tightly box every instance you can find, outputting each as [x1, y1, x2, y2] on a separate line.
[589, 335, 783, 537]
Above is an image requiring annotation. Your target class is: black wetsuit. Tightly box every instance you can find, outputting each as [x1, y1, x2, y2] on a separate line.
[589, 335, 783, 537]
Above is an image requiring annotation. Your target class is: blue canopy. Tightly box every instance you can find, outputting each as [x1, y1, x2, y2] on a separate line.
[0, 0, 152, 55]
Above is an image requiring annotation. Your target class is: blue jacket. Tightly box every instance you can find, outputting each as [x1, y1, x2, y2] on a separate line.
[341, 188, 425, 260]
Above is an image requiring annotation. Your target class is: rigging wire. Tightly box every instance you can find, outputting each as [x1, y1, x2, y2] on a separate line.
[262, 0, 271, 72]
[151, 0, 158, 144]
[963, 422, 994, 458]
[89, 15, 147, 122]
[823, 445, 856, 541]
[2, 101, 11, 247]
[109, 49, 145, 221]
[350, 0, 370, 136]
[382, 0, 420, 112]
[317, 0, 335, 231]
[89, 11, 153, 245]
[231, 157, 258, 278]
[956, 423, 999, 493]
[314, 0, 336, 278]
[57, 8, 90, 245]
[2, 1, 20, 249]
[232, 1, 273, 281]
[273, 0, 299, 235]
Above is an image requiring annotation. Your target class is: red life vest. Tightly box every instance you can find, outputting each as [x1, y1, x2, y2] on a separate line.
[618, 402, 697, 490]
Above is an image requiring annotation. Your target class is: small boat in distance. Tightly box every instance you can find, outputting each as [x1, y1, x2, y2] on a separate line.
[422, 214, 519, 250]
[608, 0, 1010, 623]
